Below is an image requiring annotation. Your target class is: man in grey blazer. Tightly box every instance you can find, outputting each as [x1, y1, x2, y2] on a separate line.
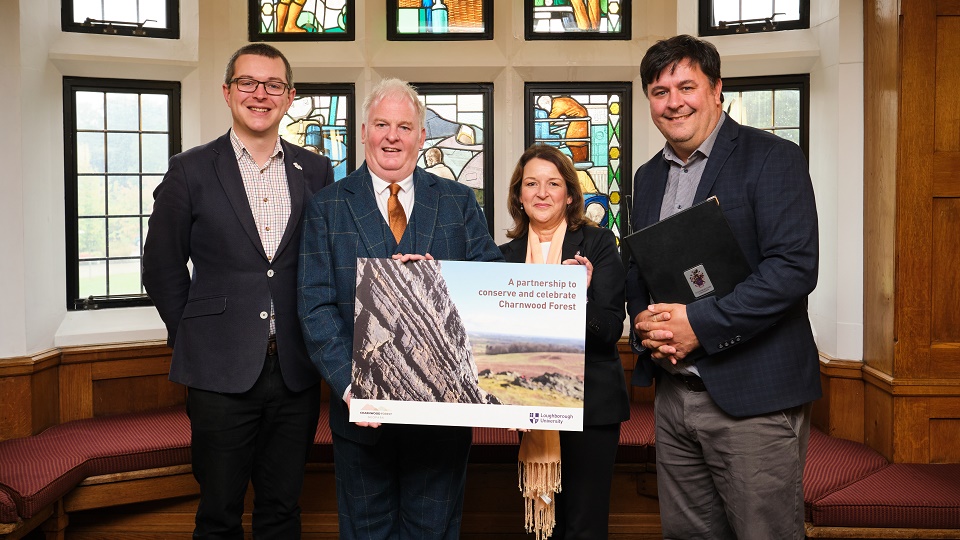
[298, 78, 501, 540]
[626, 36, 821, 540]
[143, 44, 333, 539]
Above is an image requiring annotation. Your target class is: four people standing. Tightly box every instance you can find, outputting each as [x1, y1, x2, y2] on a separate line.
[143, 43, 333, 538]
[145, 36, 821, 538]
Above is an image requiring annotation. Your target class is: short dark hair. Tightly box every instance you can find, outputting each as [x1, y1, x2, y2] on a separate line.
[506, 144, 589, 239]
[640, 35, 722, 98]
[224, 44, 294, 88]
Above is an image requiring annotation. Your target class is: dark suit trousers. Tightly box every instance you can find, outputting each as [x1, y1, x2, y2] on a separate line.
[186, 350, 321, 540]
[332, 424, 472, 540]
[546, 423, 621, 540]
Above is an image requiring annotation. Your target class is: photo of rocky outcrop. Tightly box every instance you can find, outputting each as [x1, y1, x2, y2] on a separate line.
[351, 259, 584, 408]
[352, 258, 500, 404]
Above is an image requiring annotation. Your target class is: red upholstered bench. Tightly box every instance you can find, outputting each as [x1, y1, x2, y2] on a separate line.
[802, 427, 889, 521]
[811, 463, 960, 532]
[0, 406, 191, 530]
[803, 428, 960, 538]
[617, 402, 656, 463]
[0, 490, 18, 534]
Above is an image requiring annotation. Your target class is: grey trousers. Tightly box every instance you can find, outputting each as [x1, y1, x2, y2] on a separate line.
[654, 373, 811, 540]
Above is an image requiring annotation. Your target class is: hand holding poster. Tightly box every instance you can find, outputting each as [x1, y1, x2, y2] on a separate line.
[350, 258, 586, 430]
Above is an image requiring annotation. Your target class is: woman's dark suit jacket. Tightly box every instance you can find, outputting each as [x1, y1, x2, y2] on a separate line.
[499, 225, 630, 426]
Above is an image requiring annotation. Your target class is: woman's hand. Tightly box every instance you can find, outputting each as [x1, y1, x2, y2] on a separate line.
[562, 253, 593, 287]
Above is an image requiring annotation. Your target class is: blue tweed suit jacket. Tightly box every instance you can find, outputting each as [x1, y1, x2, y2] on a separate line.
[626, 115, 822, 417]
[298, 163, 503, 444]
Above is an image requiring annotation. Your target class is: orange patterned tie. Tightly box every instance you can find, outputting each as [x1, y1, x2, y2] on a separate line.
[387, 183, 407, 243]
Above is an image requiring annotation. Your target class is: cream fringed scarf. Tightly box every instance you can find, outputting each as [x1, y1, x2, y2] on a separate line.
[518, 220, 566, 540]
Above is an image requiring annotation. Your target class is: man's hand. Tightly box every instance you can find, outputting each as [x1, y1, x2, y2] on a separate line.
[634, 303, 700, 364]
[345, 391, 380, 429]
[392, 252, 435, 263]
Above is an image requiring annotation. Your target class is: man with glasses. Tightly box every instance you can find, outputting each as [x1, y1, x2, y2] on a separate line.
[143, 43, 333, 539]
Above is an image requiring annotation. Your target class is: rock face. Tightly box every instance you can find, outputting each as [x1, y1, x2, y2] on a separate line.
[352, 258, 500, 405]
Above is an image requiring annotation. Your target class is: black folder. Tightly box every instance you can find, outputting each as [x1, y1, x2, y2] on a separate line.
[624, 197, 751, 304]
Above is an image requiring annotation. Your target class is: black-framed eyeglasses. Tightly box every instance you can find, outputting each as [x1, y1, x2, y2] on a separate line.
[229, 77, 290, 96]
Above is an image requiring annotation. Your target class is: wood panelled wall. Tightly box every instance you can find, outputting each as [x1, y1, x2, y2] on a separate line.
[863, 0, 960, 463]
[0, 341, 184, 441]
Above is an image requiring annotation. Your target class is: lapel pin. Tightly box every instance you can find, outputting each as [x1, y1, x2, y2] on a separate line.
[293, 162, 302, 170]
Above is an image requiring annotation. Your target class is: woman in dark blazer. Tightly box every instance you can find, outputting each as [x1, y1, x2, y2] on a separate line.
[500, 144, 630, 539]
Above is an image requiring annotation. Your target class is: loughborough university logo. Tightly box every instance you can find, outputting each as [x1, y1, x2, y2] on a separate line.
[529, 413, 540, 424]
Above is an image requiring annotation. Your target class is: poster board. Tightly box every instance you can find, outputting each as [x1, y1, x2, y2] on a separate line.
[350, 258, 586, 430]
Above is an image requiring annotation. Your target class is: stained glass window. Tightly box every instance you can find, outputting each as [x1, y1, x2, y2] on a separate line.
[414, 83, 494, 230]
[250, 0, 354, 41]
[279, 84, 355, 180]
[722, 75, 808, 156]
[525, 83, 631, 241]
[64, 78, 181, 310]
[699, 0, 808, 36]
[387, 0, 493, 40]
[525, 0, 631, 40]
[63, 0, 179, 38]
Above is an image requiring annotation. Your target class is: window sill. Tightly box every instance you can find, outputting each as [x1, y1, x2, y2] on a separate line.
[55, 306, 167, 348]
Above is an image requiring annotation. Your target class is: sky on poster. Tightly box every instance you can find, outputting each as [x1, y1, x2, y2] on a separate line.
[438, 260, 586, 340]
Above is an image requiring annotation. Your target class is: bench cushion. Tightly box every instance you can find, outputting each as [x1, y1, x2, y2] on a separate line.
[802, 427, 888, 521]
[617, 402, 655, 463]
[0, 406, 190, 520]
[811, 463, 960, 529]
[0, 488, 17, 524]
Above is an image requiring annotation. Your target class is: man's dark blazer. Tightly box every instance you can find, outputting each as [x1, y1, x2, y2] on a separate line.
[298, 163, 503, 444]
[626, 115, 821, 418]
[500, 225, 630, 427]
[143, 131, 333, 394]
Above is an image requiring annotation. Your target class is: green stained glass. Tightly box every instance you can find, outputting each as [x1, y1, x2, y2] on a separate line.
[528, 83, 630, 242]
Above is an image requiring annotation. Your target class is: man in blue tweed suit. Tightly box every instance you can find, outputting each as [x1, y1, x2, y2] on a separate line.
[297, 78, 502, 540]
[627, 36, 821, 540]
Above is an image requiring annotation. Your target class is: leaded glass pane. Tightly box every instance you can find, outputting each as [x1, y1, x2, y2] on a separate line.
[108, 176, 140, 216]
[395, 0, 487, 34]
[78, 176, 105, 216]
[141, 94, 169, 131]
[75, 92, 104, 130]
[142, 134, 170, 173]
[281, 88, 354, 180]
[78, 218, 106, 259]
[142, 176, 162, 214]
[107, 133, 140, 173]
[712, 0, 801, 24]
[257, 0, 350, 34]
[417, 91, 488, 207]
[77, 133, 105, 174]
[529, 0, 628, 36]
[74, 0, 169, 29]
[775, 128, 800, 145]
[78, 260, 107, 298]
[774, 89, 800, 127]
[108, 259, 143, 295]
[107, 217, 140, 258]
[742, 90, 773, 130]
[529, 88, 628, 239]
[106, 93, 140, 131]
